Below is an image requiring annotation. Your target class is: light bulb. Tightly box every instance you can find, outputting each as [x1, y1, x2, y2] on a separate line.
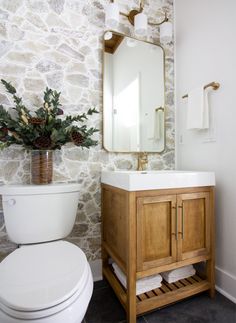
[160, 21, 172, 44]
[134, 12, 147, 36]
[126, 38, 137, 48]
[104, 31, 113, 40]
[105, 3, 119, 29]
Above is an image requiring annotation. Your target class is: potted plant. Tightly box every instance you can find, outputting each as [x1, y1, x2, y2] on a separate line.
[0, 79, 99, 184]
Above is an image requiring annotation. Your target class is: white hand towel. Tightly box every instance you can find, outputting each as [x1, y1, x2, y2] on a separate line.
[112, 263, 162, 295]
[161, 265, 196, 284]
[186, 86, 209, 130]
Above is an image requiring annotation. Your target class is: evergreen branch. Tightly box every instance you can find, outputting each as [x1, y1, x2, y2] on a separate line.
[87, 107, 99, 115]
[1, 79, 16, 94]
[61, 114, 88, 128]
[0, 79, 99, 150]
[1, 79, 31, 116]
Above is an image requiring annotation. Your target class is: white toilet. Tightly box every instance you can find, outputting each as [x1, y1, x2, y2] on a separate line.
[0, 183, 93, 323]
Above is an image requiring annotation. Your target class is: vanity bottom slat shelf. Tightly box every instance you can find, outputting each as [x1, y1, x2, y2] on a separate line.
[136, 275, 210, 315]
[136, 273, 210, 314]
[103, 266, 210, 316]
[137, 274, 204, 302]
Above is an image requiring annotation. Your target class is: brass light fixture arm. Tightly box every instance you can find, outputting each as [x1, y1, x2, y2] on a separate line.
[110, 0, 167, 27]
[119, 0, 144, 26]
[148, 11, 169, 26]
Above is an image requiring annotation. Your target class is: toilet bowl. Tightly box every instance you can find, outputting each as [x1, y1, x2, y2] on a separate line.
[0, 184, 93, 323]
[0, 241, 93, 323]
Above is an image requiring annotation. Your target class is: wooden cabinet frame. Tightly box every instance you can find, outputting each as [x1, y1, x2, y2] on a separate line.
[102, 185, 215, 323]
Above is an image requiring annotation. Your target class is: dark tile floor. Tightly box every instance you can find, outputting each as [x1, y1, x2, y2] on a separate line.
[84, 280, 236, 323]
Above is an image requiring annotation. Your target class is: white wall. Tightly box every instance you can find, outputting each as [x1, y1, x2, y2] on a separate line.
[175, 0, 236, 302]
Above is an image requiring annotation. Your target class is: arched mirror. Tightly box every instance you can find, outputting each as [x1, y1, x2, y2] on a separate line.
[103, 31, 165, 152]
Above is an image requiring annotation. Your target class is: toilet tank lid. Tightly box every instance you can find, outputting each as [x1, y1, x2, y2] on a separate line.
[0, 241, 89, 311]
[0, 182, 80, 195]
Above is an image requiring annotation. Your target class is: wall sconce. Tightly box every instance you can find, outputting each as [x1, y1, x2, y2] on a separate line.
[105, 0, 172, 43]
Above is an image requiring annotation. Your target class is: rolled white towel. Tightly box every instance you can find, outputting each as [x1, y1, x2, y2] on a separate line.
[161, 265, 196, 284]
[166, 265, 195, 277]
[112, 263, 162, 295]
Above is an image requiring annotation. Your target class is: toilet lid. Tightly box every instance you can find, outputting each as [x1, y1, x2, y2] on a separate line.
[0, 241, 88, 312]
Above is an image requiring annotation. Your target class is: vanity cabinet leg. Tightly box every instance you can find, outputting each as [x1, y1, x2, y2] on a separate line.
[127, 272, 137, 323]
[101, 244, 109, 277]
[127, 297, 136, 322]
[127, 192, 137, 323]
[207, 259, 215, 298]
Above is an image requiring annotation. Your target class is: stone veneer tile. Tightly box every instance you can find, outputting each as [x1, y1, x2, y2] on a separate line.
[46, 71, 64, 89]
[36, 59, 62, 73]
[25, 0, 50, 14]
[48, 0, 65, 15]
[57, 43, 85, 61]
[26, 12, 49, 32]
[0, 0, 23, 13]
[0, 0, 175, 261]
[24, 78, 46, 91]
[0, 9, 9, 20]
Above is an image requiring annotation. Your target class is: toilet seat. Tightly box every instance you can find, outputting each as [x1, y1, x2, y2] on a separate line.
[0, 241, 90, 320]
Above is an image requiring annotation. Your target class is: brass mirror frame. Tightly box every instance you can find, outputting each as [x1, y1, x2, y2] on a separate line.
[102, 30, 166, 153]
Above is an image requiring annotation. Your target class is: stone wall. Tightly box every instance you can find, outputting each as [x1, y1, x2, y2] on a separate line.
[0, 0, 174, 261]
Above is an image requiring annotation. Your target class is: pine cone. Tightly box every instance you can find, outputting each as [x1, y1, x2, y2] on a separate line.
[57, 108, 64, 115]
[34, 136, 52, 149]
[0, 127, 8, 141]
[29, 117, 45, 125]
[71, 131, 84, 146]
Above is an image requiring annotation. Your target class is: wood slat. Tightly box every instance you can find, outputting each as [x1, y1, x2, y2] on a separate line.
[179, 279, 191, 286]
[145, 291, 156, 298]
[160, 283, 172, 293]
[153, 288, 164, 296]
[173, 281, 185, 288]
[186, 277, 197, 284]
[196, 271, 207, 280]
[137, 293, 148, 301]
[165, 282, 178, 291]
[162, 280, 172, 293]
[193, 274, 203, 282]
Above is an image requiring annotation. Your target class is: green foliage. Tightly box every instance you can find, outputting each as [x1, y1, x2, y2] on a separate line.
[0, 79, 99, 150]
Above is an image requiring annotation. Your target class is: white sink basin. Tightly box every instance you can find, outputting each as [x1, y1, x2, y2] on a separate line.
[101, 170, 215, 191]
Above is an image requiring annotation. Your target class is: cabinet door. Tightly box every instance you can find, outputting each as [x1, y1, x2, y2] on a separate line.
[177, 192, 210, 261]
[137, 195, 177, 271]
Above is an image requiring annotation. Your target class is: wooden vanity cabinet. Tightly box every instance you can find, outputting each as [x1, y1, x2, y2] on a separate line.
[101, 185, 215, 323]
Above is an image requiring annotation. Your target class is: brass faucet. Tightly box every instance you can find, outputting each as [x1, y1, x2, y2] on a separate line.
[137, 152, 148, 171]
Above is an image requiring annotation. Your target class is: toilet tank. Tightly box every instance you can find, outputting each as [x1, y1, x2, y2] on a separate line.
[0, 183, 80, 244]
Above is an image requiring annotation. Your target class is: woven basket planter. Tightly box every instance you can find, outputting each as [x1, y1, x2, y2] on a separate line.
[30, 150, 53, 185]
